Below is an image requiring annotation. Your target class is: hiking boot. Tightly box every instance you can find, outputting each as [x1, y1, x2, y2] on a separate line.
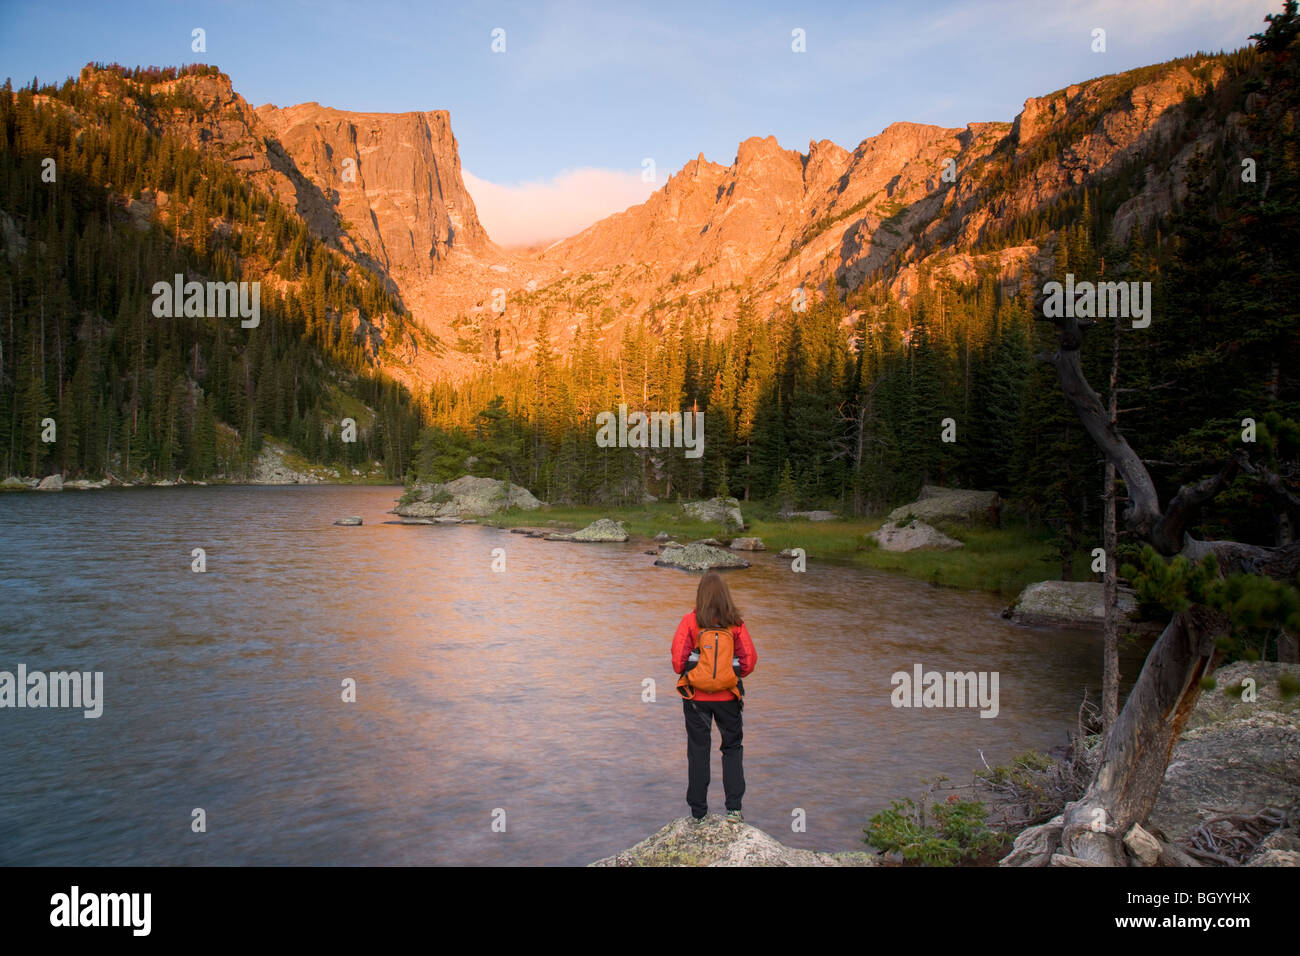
[725, 810, 744, 824]
[690, 815, 707, 826]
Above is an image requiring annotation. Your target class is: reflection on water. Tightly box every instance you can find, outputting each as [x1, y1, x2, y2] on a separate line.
[0, 486, 1144, 865]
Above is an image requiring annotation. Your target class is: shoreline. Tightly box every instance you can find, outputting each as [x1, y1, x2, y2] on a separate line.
[473, 502, 1094, 599]
[1, 476, 403, 491]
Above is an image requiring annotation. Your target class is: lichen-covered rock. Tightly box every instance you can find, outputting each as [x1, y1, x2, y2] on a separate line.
[35, 474, 63, 492]
[784, 510, 837, 521]
[1009, 580, 1138, 629]
[682, 497, 744, 529]
[886, 485, 1000, 527]
[1244, 848, 1300, 866]
[655, 543, 750, 572]
[333, 516, 363, 526]
[396, 475, 542, 518]
[591, 815, 876, 867]
[869, 519, 962, 552]
[1149, 662, 1300, 845]
[550, 518, 628, 542]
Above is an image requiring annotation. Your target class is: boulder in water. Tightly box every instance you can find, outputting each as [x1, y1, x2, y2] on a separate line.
[549, 518, 629, 542]
[333, 516, 363, 526]
[1008, 580, 1137, 629]
[35, 475, 63, 492]
[396, 475, 542, 519]
[655, 543, 750, 572]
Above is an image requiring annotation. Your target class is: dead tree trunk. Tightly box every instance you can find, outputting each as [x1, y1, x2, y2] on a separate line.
[1102, 459, 1119, 731]
[1059, 605, 1226, 865]
[1102, 317, 1121, 732]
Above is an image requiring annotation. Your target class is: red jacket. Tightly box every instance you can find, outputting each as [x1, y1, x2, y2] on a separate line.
[670, 610, 757, 701]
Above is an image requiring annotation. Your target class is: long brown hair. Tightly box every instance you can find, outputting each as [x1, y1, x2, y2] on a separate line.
[695, 571, 742, 629]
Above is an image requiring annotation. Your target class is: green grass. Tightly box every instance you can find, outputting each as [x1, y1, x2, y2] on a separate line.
[325, 384, 377, 430]
[483, 503, 1093, 597]
[853, 521, 1095, 596]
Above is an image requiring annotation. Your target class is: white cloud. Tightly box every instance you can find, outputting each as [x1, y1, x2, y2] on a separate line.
[463, 167, 657, 247]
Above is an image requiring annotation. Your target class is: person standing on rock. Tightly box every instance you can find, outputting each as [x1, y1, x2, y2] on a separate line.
[671, 571, 757, 824]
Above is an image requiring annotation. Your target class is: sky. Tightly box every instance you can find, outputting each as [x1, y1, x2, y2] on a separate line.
[0, 0, 1279, 245]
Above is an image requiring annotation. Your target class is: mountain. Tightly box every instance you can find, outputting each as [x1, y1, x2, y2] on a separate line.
[233, 54, 1229, 380]
[0, 40, 1285, 491]
[44, 54, 1227, 387]
[516, 58, 1226, 347]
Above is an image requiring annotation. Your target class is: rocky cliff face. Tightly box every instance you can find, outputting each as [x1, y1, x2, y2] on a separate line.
[99, 53, 1238, 385]
[254, 103, 493, 269]
[119, 69, 565, 385]
[255, 100, 565, 381]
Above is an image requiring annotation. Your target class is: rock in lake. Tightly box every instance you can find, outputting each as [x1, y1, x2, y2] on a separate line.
[655, 543, 750, 571]
[549, 518, 629, 542]
[729, 537, 766, 551]
[591, 815, 875, 867]
[682, 497, 744, 529]
[869, 519, 962, 552]
[1009, 580, 1137, 629]
[333, 516, 363, 526]
[396, 475, 542, 519]
[35, 474, 63, 492]
[886, 485, 1000, 528]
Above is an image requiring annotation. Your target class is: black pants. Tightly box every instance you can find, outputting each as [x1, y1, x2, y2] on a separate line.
[683, 698, 745, 818]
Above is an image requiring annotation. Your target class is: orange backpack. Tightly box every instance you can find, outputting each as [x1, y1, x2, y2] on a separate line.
[677, 624, 743, 701]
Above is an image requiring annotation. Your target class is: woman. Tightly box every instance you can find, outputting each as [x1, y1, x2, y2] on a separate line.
[670, 570, 757, 823]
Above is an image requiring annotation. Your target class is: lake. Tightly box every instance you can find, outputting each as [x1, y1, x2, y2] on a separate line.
[0, 485, 1144, 865]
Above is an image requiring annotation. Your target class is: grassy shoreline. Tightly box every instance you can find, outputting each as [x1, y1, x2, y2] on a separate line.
[480, 502, 1094, 597]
